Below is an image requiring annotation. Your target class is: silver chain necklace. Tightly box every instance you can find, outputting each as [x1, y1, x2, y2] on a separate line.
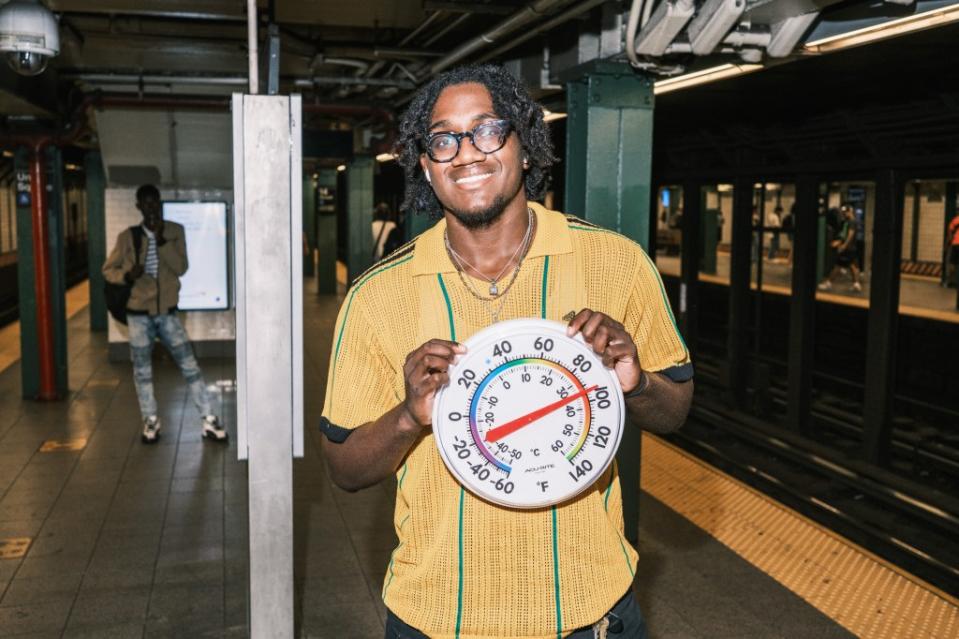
[444, 207, 533, 297]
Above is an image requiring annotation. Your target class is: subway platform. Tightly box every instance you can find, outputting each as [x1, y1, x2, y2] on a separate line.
[0, 284, 954, 637]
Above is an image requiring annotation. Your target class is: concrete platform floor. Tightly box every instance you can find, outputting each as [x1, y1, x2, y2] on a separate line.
[0, 288, 857, 638]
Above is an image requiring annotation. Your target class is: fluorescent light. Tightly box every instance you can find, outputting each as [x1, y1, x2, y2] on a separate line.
[375, 152, 396, 162]
[686, 0, 746, 55]
[635, 0, 695, 57]
[804, 4, 959, 53]
[653, 63, 763, 95]
[336, 164, 346, 172]
[543, 109, 567, 123]
[766, 12, 819, 58]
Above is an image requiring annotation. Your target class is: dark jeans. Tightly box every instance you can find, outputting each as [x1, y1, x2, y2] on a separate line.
[384, 590, 648, 639]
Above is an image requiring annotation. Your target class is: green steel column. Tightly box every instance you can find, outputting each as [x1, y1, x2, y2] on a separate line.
[565, 63, 654, 247]
[701, 210, 719, 274]
[303, 174, 317, 277]
[316, 169, 337, 294]
[44, 147, 69, 395]
[14, 148, 39, 397]
[14, 146, 69, 398]
[346, 155, 374, 281]
[85, 151, 107, 331]
[407, 209, 435, 242]
[564, 63, 654, 544]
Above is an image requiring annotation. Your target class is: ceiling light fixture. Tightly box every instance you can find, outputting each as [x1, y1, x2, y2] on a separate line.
[653, 63, 763, 95]
[375, 153, 396, 163]
[804, 4, 959, 53]
[542, 109, 567, 123]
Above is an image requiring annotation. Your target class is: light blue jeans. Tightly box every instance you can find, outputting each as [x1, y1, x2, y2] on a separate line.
[127, 313, 213, 419]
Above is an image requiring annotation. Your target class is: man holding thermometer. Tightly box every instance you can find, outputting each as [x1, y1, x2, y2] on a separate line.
[320, 65, 693, 639]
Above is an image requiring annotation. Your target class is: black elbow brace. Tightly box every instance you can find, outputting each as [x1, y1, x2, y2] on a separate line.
[318, 416, 353, 443]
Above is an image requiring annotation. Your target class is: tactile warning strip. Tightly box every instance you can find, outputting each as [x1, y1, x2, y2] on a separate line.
[641, 434, 959, 639]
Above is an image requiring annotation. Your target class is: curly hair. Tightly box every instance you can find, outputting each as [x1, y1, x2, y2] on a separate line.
[396, 64, 556, 221]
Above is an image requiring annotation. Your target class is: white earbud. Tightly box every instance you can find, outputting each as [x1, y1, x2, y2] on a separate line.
[425, 171, 432, 184]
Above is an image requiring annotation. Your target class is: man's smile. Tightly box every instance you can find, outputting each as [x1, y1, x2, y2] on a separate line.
[452, 171, 494, 186]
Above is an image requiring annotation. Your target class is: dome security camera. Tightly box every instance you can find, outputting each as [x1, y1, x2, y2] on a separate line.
[0, 0, 59, 77]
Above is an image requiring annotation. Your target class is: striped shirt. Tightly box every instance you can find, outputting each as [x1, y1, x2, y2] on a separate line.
[323, 203, 691, 638]
[142, 226, 159, 278]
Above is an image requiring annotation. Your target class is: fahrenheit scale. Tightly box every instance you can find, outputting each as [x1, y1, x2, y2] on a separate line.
[433, 319, 625, 508]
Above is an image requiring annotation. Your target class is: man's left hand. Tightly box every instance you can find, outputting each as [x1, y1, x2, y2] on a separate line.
[566, 309, 642, 393]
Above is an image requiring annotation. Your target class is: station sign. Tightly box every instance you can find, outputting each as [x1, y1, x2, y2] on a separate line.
[15, 169, 31, 207]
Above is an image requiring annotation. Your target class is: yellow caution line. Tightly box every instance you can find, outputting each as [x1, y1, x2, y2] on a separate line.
[0, 280, 90, 375]
[641, 433, 959, 639]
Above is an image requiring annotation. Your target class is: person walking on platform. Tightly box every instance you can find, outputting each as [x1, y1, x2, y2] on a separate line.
[318, 65, 693, 639]
[819, 205, 863, 292]
[102, 184, 227, 444]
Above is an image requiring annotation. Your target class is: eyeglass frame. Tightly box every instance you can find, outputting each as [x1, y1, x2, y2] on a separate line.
[421, 119, 514, 163]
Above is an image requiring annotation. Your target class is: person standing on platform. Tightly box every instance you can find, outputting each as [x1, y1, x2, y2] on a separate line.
[319, 65, 693, 639]
[102, 184, 227, 444]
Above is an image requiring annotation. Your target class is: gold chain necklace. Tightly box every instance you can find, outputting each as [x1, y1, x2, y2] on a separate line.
[444, 207, 533, 298]
[444, 209, 536, 323]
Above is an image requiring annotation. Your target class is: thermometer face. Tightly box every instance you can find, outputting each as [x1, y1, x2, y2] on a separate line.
[433, 319, 625, 508]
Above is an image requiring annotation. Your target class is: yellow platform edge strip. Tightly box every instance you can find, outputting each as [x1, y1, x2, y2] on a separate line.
[0, 281, 90, 375]
[641, 433, 959, 639]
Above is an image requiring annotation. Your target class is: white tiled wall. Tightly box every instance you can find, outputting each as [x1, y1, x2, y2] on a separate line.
[901, 182, 947, 263]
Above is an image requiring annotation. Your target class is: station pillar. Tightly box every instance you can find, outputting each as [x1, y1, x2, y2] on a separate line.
[407, 207, 435, 242]
[564, 63, 654, 543]
[85, 151, 108, 331]
[346, 155, 374, 281]
[315, 169, 338, 294]
[564, 62, 654, 247]
[14, 145, 69, 399]
[302, 173, 317, 277]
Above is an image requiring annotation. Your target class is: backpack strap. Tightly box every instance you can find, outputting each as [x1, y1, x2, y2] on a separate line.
[130, 226, 144, 265]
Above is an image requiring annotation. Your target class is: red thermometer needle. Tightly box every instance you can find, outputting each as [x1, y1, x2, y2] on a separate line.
[485, 385, 598, 443]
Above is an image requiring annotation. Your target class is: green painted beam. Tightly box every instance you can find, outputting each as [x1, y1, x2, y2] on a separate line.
[45, 147, 69, 395]
[564, 66, 655, 248]
[303, 175, 317, 277]
[316, 169, 338, 294]
[85, 151, 108, 331]
[346, 155, 374, 281]
[14, 148, 39, 398]
[563, 63, 656, 544]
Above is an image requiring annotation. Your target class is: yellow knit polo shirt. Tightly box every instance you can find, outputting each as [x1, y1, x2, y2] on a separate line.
[322, 202, 691, 638]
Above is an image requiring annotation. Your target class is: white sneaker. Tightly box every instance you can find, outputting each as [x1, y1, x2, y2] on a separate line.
[142, 416, 161, 443]
[817, 280, 832, 291]
[202, 415, 228, 442]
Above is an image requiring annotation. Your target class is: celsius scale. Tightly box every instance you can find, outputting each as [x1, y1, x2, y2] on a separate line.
[433, 319, 626, 508]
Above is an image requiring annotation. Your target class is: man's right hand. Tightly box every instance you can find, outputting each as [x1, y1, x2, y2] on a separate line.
[402, 339, 466, 430]
[124, 264, 145, 283]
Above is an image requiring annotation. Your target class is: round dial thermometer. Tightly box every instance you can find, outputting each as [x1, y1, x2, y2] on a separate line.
[433, 318, 625, 508]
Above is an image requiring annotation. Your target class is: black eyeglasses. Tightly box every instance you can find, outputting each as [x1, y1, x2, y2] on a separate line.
[423, 119, 512, 163]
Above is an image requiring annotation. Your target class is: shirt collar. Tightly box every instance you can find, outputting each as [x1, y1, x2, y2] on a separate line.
[410, 201, 573, 277]
[141, 224, 155, 238]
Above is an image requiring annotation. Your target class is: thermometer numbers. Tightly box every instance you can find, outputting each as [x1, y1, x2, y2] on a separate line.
[433, 319, 625, 509]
